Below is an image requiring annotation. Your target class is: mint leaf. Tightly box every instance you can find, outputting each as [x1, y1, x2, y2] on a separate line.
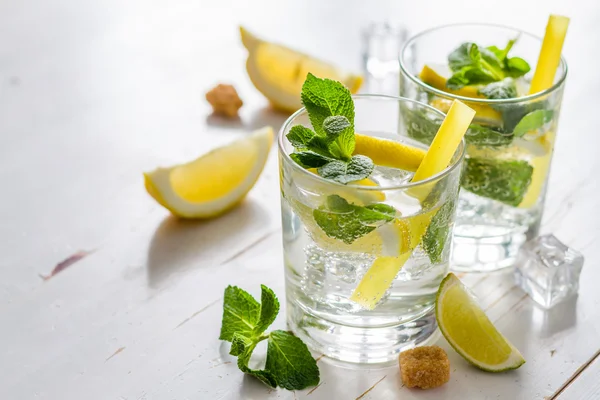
[220, 285, 321, 391]
[447, 65, 497, 89]
[465, 124, 513, 147]
[301, 73, 355, 159]
[265, 330, 320, 390]
[322, 115, 351, 142]
[233, 334, 278, 388]
[230, 332, 254, 357]
[422, 200, 457, 264]
[479, 78, 517, 99]
[313, 195, 395, 244]
[254, 285, 279, 335]
[301, 73, 355, 133]
[506, 57, 530, 77]
[345, 155, 374, 182]
[290, 151, 333, 168]
[513, 110, 554, 137]
[318, 155, 374, 184]
[219, 286, 260, 341]
[286, 125, 316, 148]
[486, 38, 515, 61]
[402, 107, 442, 145]
[365, 203, 397, 217]
[448, 42, 480, 71]
[461, 158, 533, 206]
[306, 135, 333, 157]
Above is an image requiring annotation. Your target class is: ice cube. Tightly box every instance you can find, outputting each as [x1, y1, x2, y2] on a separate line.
[514, 234, 584, 309]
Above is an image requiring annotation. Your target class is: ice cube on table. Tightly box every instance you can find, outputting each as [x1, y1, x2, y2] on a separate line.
[514, 234, 584, 309]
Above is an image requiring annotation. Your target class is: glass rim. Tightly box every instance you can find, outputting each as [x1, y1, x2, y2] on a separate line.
[277, 94, 466, 191]
[399, 22, 569, 104]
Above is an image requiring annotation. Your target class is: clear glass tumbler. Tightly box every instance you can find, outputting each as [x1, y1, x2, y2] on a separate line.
[279, 95, 464, 363]
[399, 24, 567, 272]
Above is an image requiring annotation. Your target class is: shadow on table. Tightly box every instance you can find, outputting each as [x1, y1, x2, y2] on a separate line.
[206, 106, 289, 133]
[535, 295, 578, 338]
[145, 199, 270, 289]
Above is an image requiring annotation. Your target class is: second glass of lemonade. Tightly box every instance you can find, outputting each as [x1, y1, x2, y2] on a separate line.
[400, 24, 567, 272]
[279, 95, 464, 363]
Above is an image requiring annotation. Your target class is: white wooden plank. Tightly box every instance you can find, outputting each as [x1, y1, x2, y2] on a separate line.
[555, 352, 600, 400]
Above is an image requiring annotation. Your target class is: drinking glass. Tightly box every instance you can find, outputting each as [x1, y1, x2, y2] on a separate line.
[279, 95, 464, 363]
[400, 24, 567, 272]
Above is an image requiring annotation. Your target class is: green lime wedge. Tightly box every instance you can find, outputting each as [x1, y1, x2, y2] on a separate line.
[435, 273, 525, 372]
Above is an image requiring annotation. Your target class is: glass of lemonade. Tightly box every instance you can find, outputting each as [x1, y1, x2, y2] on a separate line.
[279, 95, 464, 363]
[399, 24, 567, 272]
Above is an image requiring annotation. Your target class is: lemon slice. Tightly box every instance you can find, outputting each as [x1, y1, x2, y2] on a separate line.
[354, 133, 425, 172]
[144, 127, 273, 218]
[517, 132, 554, 209]
[436, 273, 525, 372]
[240, 26, 363, 112]
[529, 15, 569, 95]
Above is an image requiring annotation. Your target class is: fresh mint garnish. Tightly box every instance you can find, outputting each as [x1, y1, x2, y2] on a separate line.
[287, 73, 375, 184]
[219, 285, 320, 390]
[447, 39, 530, 89]
[512, 109, 554, 137]
[461, 158, 533, 206]
[313, 195, 396, 244]
[232, 333, 278, 388]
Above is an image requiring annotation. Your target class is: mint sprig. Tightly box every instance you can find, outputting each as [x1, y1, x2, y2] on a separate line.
[287, 73, 374, 183]
[219, 285, 320, 390]
[446, 39, 530, 89]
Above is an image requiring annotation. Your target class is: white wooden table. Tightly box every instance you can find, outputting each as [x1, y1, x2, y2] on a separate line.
[1, 1, 599, 399]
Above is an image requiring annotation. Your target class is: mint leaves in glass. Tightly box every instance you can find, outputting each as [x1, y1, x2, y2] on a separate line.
[400, 23, 567, 272]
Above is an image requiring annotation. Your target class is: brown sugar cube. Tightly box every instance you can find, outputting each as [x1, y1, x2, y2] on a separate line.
[399, 345, 450, 389]
[205, 84, 243, 118]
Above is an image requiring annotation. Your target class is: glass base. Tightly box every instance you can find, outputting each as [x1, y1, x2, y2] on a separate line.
[287, 298, 439, 364]
[451, 227, 528, 272]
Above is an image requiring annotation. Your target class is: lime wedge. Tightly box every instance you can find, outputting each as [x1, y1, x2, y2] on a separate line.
[435, 273, 525, 372]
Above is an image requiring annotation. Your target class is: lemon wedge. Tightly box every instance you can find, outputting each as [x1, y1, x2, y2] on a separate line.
[144, 127, 273, 218]
[240, 26, 363, 112]
[436, 273, 525, 371]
